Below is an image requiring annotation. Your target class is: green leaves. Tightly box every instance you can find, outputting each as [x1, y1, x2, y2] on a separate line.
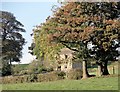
[0, 11, 25, 76]
[31, 24, 64, 62]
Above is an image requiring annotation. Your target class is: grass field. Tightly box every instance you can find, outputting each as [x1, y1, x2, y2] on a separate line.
[12, 64, 29, 69]
[88, 61, 119, 75]
[2, 75, 119, 90]
[1, 61, 119, 91]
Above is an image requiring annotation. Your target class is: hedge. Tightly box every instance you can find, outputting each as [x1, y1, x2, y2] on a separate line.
[2, 69, 83, 84]
[2, 71, 64, 84]
[66, 69, 83, 80]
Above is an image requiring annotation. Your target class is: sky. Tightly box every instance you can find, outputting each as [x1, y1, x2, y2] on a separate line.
[2, 1, 60, 64]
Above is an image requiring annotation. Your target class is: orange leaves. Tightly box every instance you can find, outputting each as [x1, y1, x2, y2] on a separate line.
[112, 20, 120, 28]
[63, 2, 76, 11]
[42, 2, 119, 47]
[64, 11, 69, 16]
[93, 16, 101, 21]
[77, 26, 94, 40]
[104, 19, 114, 24]
[53, 33, 61, 38]
[84, 26, 94, 33]
[48, 25, 95, 42]
[69, 17, 86, 23]
[68, 32, 78, 40]
[55, 3, 75, 17]
[105, 19, 120, 32]
[48, 34, 54, 42]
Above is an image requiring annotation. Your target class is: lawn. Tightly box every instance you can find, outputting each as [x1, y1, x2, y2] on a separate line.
[2, 75, 119, 90]
[88, 61, 119, 75]
[12, 64, 29, 69]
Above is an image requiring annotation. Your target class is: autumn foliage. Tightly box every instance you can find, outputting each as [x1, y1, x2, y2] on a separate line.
[31, 2, 120, 77]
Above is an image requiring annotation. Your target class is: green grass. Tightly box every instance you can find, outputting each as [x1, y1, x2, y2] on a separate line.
[13, 64, 29, 68]
[88, 61, 119, 75]
[2, 76, 119, 90]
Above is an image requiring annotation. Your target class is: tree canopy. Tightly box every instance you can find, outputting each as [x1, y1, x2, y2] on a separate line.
[30, 2, 120, 78]
[0, 11, 26, 76]
[44, 2, 120, 76]
[29, 23, 64, 64]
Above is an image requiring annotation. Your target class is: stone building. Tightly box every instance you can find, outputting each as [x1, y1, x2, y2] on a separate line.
[56, 48, 82, 72]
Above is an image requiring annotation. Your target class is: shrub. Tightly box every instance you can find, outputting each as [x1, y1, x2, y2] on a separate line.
[35, 67, 42, 74]
[2, 76, 14, 84]
[57, 71, 66, 79]
[27, 60, 43, 74]
[46, 67, 54, 72]
[2, 71, 64, 84]
[66, 69, 83, 80]
[27, 74, 38, 82]
[37, 72, 58, 82]
[2, 62, 12, 76]
[35, 67, 54, 74]
[19, 70, 28, 75]
[23, 75, 29, 82]
[12, 65, 22, 76]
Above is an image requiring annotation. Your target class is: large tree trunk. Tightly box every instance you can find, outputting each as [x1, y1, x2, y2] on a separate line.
[97, 63, 103, 76]
[82, 59, 89, 79]
[102, 61, 109, 75]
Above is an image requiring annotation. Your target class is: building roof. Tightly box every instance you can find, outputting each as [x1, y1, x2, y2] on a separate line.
[59, 48, 74, 55]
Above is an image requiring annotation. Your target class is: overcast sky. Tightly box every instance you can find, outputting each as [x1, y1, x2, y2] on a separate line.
[2, 1, 60, 64]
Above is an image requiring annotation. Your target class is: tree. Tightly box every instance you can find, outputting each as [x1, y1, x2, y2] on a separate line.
[29, 23, 64, 67]
[82, 2, 120, 76]
[29, 2, 119, 78]
[44, 2, 96, 78]
[0, 11, 26, 76]
[44, 2, 120, 77]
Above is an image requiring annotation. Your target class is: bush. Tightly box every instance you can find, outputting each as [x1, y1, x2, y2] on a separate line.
[2, 62, 12, 76]
[66, 69, 83, 80]
[2, 76, 12, 84]
[12, 65, 21, 75]
[19, 70, 29, 75]
[47, 67, 53, 72]
[35, 67, 54, 74]
[2, 71, 64, 84]
[57, 71, 66, 79]
[27, 60, 43, 74]
[23, 75, 29, 82]
[27, 74, 38, 82]
[37, 72, 61, 82]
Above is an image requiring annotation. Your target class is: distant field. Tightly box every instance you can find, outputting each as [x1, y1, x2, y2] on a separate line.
[2, 61, 118, 91]
[88, 61, 119, 75]
[2, 75, 119, 90]
[12, 64, 29, 70]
